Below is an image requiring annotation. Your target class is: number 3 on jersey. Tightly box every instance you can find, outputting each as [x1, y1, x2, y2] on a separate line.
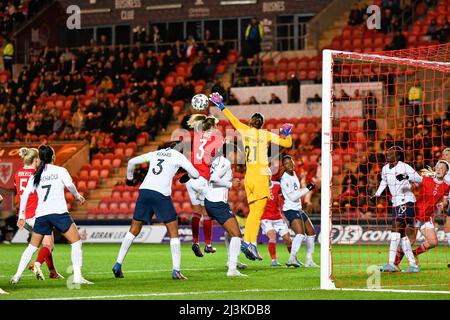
[196, 138, 207, 160]
[152, 159, 165, 175]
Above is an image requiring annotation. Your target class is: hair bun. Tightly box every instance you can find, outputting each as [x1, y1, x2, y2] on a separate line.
[18, 147, 29, 158]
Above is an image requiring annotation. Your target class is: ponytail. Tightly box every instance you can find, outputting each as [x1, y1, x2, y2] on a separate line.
[187, 114, 218, 131]
[33, 145, 54, 187]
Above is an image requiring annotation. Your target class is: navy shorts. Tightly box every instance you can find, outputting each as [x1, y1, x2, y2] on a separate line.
[204, 198, 234, 225]
[392, 202, 415, 226]
[283, 209, 309, 226]
[33, 213, 74, 236]
[133, 189, 177, 223]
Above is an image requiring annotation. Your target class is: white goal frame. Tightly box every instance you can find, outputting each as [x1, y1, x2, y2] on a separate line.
[320, 48, 450, 292]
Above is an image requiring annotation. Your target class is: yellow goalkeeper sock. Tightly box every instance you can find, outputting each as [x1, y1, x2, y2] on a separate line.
[243, 198, 267, 243]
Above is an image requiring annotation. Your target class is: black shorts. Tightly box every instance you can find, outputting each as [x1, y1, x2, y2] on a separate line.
[283, 209, 309, 226]
[204, 198, 234, 225]
[392, 202, 415, 226]
[33, 213, 74, 236]
[133, 189, 177, 223]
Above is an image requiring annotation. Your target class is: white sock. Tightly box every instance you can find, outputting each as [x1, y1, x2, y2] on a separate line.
[228, 237, 241, 272]
[116, 232, 135, 264]
[401, 236, 416, 267]
[14, 244, 38, 279]
[71, 240, 83, 281]
[224, 231, 231, 266]
[388, 232, 401, 264]
[170, 238, 181, 271]
[305, 235, 315, 262]
[446, 233, 450, 246]
[289, 234, 305, 261]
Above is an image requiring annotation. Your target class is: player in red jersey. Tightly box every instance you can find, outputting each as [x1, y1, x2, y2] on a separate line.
[14, 147, 63, 280]
[395, 160, 450, 268]
[260, 177, 292, 266]
[185, 114, 224, 257]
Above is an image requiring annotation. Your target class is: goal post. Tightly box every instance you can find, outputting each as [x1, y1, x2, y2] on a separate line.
[320, 44, 450, 292]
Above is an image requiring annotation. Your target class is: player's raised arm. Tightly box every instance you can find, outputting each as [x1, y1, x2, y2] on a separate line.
[61, 168, 85, 204]
[18, 175, 35, 221]
[267, 124, 293, 148]
[209, 92, 249, 131]
[127, 153, 150, 180]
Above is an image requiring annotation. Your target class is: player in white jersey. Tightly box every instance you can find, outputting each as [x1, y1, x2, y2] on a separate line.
[280, 155, 317, 268]
[0, 194, 8, 294]
[372, 146, 421, 273]
[203, 143, 247, 277]
[10, 145, 92, 285]
[112, 142, 200, 280]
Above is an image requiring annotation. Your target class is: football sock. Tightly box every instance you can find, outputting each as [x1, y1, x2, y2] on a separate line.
[36, 245, 51, 266]
[289, 234, 305, 261]
[305, 235, 315, 262]
[228, 237, 241, 272]
[401, 236, 416, 266]
[116, 232, 135, 265]
[191, 213, 201, 244]
[394, 248, 404, 266]
[446, 233, 450, 246]
[170, 238, 181, 271]
[71, 240, 83, 281]
[388, 232, 401, 265]
[203, 216, 212, 246]
[413, 243, 429, 256]
[268, 240, 277, 260]
[14, 244, 38, 279]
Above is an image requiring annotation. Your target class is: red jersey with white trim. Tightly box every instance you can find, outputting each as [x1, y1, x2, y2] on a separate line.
[191, 129, 223, 180]
[14, 167, 38, 219]
[262, 181, 283, 220]
[416, 176, 450, 222]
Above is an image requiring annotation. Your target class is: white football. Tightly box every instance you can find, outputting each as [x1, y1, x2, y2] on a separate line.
[191, 94, 209, 111]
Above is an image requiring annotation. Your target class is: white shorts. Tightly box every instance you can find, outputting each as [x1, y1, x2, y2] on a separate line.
[417, 217, 435, 230]
[186, 176, 208, 206]
[260, 219, 290, 237]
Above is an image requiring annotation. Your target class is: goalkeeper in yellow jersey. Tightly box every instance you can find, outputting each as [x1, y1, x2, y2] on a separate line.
[209, 92, 293, 260]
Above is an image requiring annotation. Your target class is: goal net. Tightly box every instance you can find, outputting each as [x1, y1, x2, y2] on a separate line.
[321, 43, 450, 292]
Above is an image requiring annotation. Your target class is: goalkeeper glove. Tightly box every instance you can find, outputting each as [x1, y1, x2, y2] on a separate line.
[395, 174, 409, 182]
[306, 183, 315, 191]
[126, 178, 138, 186]
[179, 174, 190, 184]
[209, 92, 225, 111]
[280, 123, 293, 136]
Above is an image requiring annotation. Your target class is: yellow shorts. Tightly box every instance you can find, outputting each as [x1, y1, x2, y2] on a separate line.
[244, 175, 270, 204]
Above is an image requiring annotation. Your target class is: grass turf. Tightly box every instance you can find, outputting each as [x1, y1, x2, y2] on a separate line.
[0, 243, 448, 300]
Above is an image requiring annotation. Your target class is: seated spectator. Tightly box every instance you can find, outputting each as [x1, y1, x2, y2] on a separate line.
[255, 73, 267, 86]
[243, 96, 259, 105]
[268, 93, 282, 104]
[339, 89, 351, 101]
[98, 134, 116, 154]
[227, 93, 240, 105]
[352, 89, 361, 100]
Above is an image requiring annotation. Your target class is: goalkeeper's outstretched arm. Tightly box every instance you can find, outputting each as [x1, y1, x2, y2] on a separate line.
[209, 92, 249, 131]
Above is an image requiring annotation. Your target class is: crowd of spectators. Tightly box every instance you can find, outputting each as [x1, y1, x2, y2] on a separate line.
[0, 0, 50, 36]
[0, 38, 222, 152]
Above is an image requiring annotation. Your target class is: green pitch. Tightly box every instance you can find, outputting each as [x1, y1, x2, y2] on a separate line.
[0, 244, 448, 300]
